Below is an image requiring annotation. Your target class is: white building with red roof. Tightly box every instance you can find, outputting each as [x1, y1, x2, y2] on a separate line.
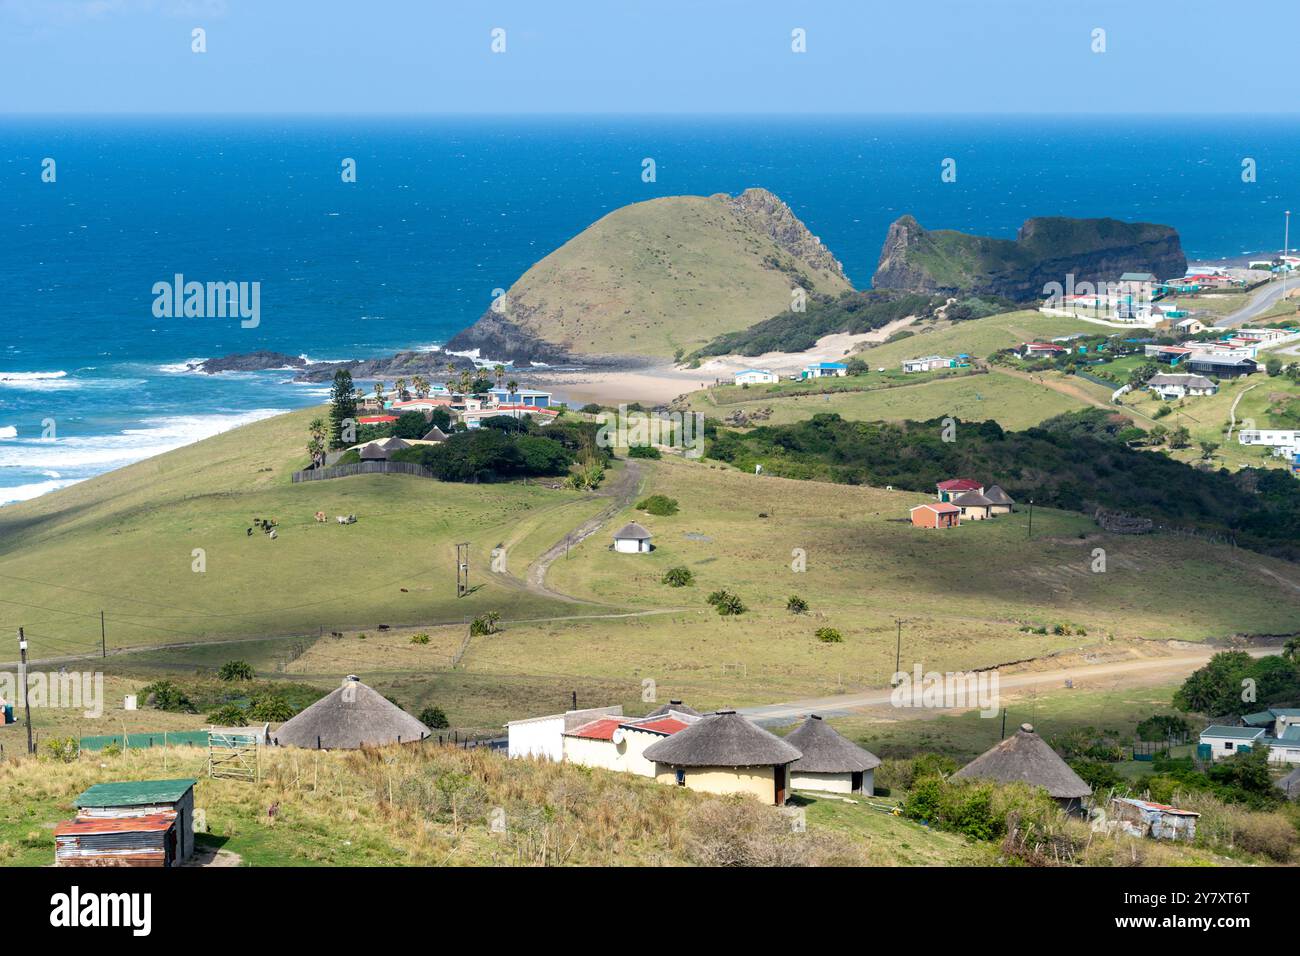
[936, 478, 984, 502]
[506, 703, 700, 777]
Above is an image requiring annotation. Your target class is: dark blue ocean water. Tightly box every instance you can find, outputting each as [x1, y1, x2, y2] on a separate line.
[1, 115, 1297, 502]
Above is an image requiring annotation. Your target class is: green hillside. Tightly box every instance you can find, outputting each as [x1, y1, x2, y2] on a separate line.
[447, 189, 852, 362]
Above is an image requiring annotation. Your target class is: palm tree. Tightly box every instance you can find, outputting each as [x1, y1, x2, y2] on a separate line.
[306, 417, 327, 468]
[494, 364, 506, 388]
[374, 382, 386, 406]
[412, 375, 430, 399]
[394, 377, 408, 401]
[1284, 636, 1300, 663]
[506, 378, 518, 397]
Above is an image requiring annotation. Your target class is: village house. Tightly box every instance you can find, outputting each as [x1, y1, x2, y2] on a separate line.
[59, 778, 198, 867]
[785, 714, 881, 795]
[612, 521, 653, 553]
[642, 709, 802, 806]
[936, 478, 983, 502]
[460, 404, 559, 429]
[901, 355, 954, 374]
[1144, 344, 1193, 365]
[951, 490, 994, 521]
[1146, 373, 1218, 400]
[1021, 342, 1068, 360]
[952, 723, 1092, 814]
[801, 361, 848, 379]
[506, 705, 624, 761]
[1238, 428, 1300, 458]
[562, 709, 700, 777]
[733, 369, 778, 385]
[271, 676, 432, 750]
[1174, 317, 1206, 336]
[910, 501, 960, 529]
[1109, 797, 1199, 842]
[1198, 725, 1269, 760]
[983, 484, 1015, 515]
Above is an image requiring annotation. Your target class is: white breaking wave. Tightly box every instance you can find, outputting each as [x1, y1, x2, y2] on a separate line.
[157, 358, 209, 374]
[0, 409, 287, 473]
[0, 477, 84, 505]
[0, 426, 17, 440]
[0, 370, 67, 385]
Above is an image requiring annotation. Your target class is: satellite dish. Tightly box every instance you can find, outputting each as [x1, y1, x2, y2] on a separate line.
[611, 728, 625, 746]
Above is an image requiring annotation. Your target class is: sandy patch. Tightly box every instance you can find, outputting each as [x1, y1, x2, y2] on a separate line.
[530, 318, 920, 406]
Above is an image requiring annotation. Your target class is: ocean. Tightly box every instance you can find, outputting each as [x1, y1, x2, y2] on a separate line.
[2, 114, 1298, 504]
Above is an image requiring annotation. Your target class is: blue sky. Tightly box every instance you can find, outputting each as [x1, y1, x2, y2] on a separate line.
[0, 0, 1294, 115]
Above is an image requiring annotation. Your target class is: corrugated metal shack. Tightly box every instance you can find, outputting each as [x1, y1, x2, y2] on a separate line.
[55, 814, 178, 867]
[1110, 797, 1200, 841]
[63, 779, 198, 865]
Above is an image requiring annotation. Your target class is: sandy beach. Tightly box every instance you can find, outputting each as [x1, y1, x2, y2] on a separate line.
[527, 318, 919, 406]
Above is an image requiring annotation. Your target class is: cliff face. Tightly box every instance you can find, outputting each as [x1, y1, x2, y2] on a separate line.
[446, 189, 851, 366]
[872, 215, 1187, 301]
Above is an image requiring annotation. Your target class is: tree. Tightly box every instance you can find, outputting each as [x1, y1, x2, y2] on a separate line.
[373, 382, 386, 406]
[419, 706, 450, 729]
[306, 417, 327, 468]
[412, 375, 430, 399]
[661, 567, 694, 587]
[218, 660, 254, 682]
[506, 378, 519, 395]
[328, 369, 358, 449]
[1168, 425, 1191, 449]
[786, 595, 809, 614]
[207, 704, 248, 726]
[493, 364, 506, 388]
[394, 377, 409, 401]
[1266, 357, 1282, 377]
[1283, 636, 1300, 663]
[1199, 440, 1220, 461]
[247, 695, 294, 722]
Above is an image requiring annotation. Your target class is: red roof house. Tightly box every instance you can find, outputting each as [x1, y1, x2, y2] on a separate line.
[910, 502, 961, 529]
[936, 478, 984, 501]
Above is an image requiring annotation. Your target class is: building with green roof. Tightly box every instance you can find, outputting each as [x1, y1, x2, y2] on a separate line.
[74, 778, 196, 861]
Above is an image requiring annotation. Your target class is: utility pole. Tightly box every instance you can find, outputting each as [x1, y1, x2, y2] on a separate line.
[455, 542, 469, 598]
[100, 610, 106, 659]
[1027, 499, 1034, 539]
[18, 628, 33, 755]
[894, 618, 902, 676]
[1001, 708, 1007, 741]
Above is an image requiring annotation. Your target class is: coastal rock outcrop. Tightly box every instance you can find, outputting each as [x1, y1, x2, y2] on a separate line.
[872, 214, 1187, 301]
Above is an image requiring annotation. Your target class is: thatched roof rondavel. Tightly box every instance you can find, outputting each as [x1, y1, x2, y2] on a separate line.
[271, 676, 431, 750]
[786, 715, 881, 774]
[951, 723, 1091, 799]
[642, 710, 801, 767]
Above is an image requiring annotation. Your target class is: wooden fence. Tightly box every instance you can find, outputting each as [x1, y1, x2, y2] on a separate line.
[291, 461, 435, 482]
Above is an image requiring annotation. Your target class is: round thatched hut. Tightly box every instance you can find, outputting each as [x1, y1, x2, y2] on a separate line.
[643, 699, 702, 718]
[271, 676, 431, 750]
[642, 709, 801, 805]
[951, 723, 1092, 812]
[786, 715, 881, 795]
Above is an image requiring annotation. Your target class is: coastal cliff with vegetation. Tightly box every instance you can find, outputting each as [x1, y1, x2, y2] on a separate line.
[446, 188, 852, 365]
[871, 215, 1187, 301]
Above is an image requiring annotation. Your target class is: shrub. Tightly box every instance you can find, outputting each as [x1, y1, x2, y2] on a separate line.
[247, 695, 294, 722]
[419, 706, 450, 729]
[218, 660, 254, 682]
[815, 627, 843, 643]
[707, 589, 746, 616]
[140, 680, 196, 713]
[207, 704, 249, 726]
[661, 567, 694, 587]
[44, 736, 78, 763]
[684, 797, 863, 866]
[786, 595, 809, 614]
[410, 632, 431, 645]
[636, 494, 679, 516]
[470, 612, 502, 636]
[628, 445, 662, 459]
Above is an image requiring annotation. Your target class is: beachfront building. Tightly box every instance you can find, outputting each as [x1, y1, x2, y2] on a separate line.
[488, 387, 553, 408]
[643, 710, 802, 806]
[733, 369, 778, 385]
[460, 404, 559, 429]
[785, 715, 881, 795]
[801, 362, 848, 379]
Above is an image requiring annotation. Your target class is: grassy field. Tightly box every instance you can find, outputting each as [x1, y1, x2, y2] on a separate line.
[848, 310, 1100, 368]
[0, 406, 616, 661]
[690, 369, 1085, 430]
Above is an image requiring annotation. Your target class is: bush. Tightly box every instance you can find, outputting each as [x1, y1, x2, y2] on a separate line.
[419, 706, 450, 729]
[628, 445, 662, 459]
[684, 797, 863, 866]
[140, 680, 196, 714]
[786, 595, 809, 614]
[706, 589, 746, 616]
[410, 632, 431, 645]
[661, 567, 694, 587]
[207, 704, 249, 726]
[815, 627, 843, 643]
[218, 660, 254, 682]
[44, 736, 78, 763]
[247, 695, 294, 722]
[470, 612, 502, 636]
[636, 494, 679, 516]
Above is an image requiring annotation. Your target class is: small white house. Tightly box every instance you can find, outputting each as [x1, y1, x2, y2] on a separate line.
[1199, 725, 1265, 760]
[506, 705, 623, 761]
[1146, 373, 1218, 400]
[734, 369, 778, 385]
[612, 522, 653, 553]
[1239, 428, 1300, 455]
[901, 355, 954, 374]
[801, 362, 848, 379]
